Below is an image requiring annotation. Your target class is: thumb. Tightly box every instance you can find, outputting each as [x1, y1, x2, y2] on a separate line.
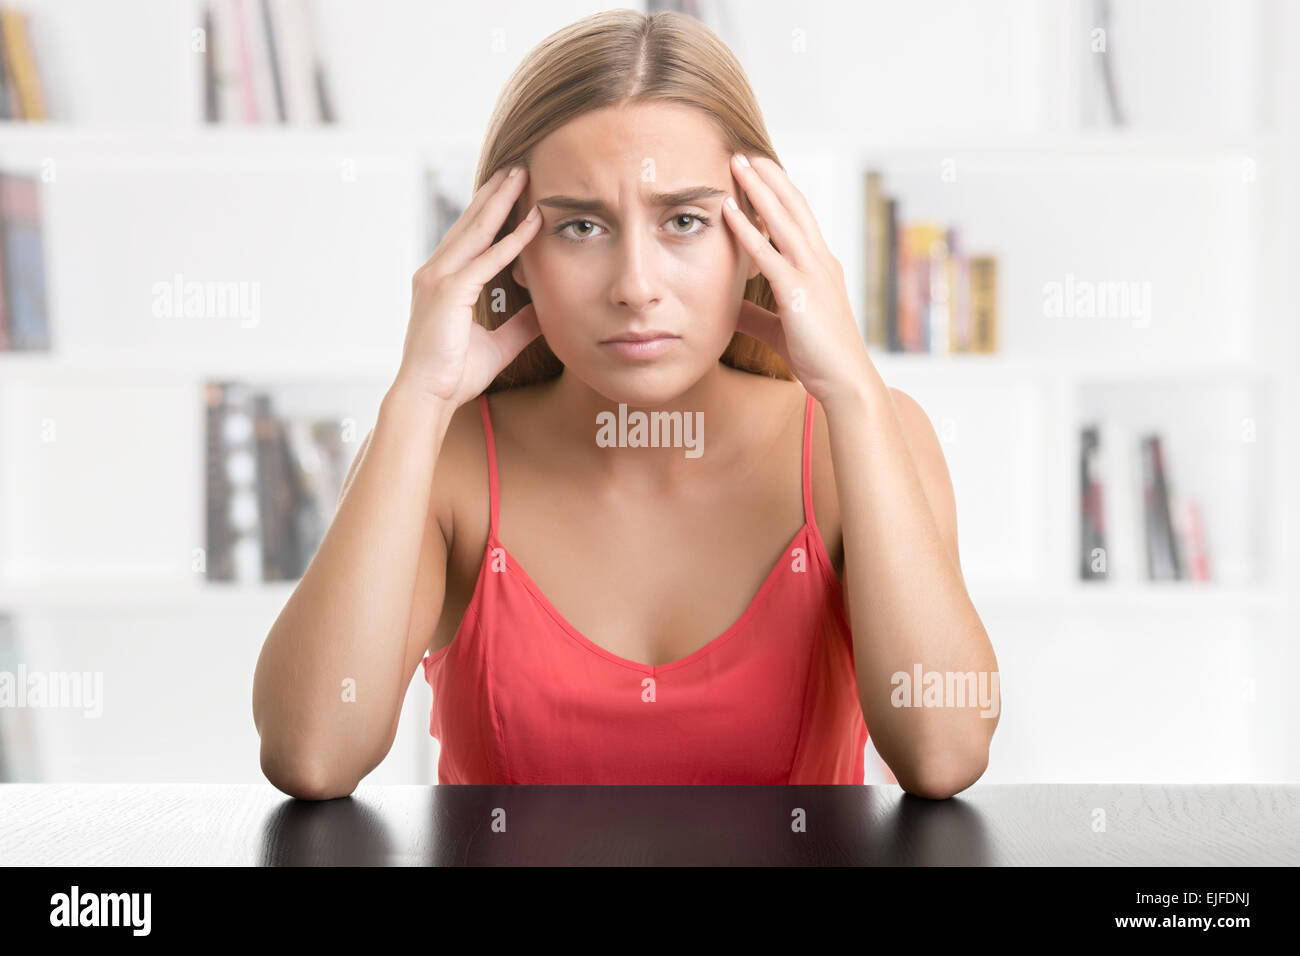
[491, 301, 542, 366]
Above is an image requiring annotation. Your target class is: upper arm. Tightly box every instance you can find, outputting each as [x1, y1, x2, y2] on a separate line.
[888, 386, 962, 582]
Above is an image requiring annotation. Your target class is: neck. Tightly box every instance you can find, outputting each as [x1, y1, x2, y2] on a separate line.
[544, 361, 753, 489]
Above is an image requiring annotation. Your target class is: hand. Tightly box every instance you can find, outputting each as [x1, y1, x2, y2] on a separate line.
[721, 153, 876, 405]
[395, 165, 543, 405]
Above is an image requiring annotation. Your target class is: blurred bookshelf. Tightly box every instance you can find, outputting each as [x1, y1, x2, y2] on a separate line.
[0, 0, 1291, 803]
[0, 0, 1294, 622]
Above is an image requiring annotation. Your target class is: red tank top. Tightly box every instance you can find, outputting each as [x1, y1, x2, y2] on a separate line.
[420, 389, 869, 784]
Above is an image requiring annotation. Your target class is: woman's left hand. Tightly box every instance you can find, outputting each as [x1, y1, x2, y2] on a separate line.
[722, 152, 878, 405]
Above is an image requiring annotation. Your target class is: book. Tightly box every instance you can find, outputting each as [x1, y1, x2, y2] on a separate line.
[1079, 425, 1106, 580]
[968, 256, 997, 353]
[205, 382, 352, 583]
[0, 173, 51, 351]
[0, 614, 42, 782]
[862, 170, 889, 348]
[202, 4, 219, 122]
[204, 382, 264, 583]
[861, 169, 995, 354]
[947, 227, 969, 351]
[0, 8, 45, 120]
[1172, 495, 1211, 582]
[211, 1, 244, 122]
[903, 224, 949, 353]
[1139, 434, 1183, 580]
[1097, 420, 1144, 582]
[885, 197, 900, 352]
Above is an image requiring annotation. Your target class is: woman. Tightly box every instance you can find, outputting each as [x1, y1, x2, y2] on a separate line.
[252, 10, 999, 797]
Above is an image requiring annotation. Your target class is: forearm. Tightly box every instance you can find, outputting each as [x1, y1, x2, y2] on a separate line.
[822, 370, 998, 797]
[252, 382, 456, 794]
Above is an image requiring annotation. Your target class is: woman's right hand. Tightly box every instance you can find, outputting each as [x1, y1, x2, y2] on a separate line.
[394, 164, 543, 406]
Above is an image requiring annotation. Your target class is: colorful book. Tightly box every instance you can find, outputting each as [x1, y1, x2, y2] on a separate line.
[0, 173, 51, 351]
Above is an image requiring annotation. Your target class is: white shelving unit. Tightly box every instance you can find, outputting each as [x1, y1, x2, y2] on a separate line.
[0, 0, 1295, 786]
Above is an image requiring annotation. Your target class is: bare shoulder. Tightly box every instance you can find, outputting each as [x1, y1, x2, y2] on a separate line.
[428, 383, 553, 556]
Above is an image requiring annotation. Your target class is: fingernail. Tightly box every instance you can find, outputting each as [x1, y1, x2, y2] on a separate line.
[724, 195, 739, 211]
[525, 204, 540, 220]
[733, 153, 750, 168]
[508, 166, 522, 178]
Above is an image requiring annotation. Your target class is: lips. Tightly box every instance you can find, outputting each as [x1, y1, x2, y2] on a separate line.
[600, 334, 681, 359]
[601, 330, 679, 343]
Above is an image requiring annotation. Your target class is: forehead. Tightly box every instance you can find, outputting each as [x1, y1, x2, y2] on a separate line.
[528, 102, 730, 187]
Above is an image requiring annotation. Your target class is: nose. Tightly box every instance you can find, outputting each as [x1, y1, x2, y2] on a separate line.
[609, 219, 662, 313]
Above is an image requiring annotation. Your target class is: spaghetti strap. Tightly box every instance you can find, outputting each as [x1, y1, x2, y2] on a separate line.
[477, 393, 499, 539]
[801, 391, 818, 537]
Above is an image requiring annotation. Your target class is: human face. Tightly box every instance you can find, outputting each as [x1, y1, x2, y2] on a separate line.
[509, 102, 768, 405]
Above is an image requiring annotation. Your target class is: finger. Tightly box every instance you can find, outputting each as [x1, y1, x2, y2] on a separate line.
[736, 298, 789, 362]
[437, 166, 531, 274]
[721, 191, 797, 292]
[730, 153, 817, 271]
[748, 155, 833, 261]
[462, 202, 542, 289]
[488, 301, 542, 362]
[440, 165, 521, 245]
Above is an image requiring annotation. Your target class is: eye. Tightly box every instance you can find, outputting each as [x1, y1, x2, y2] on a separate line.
[553, 212, 714, 244]
[667, 212, 712, 237]
[555, 218, 605, 242]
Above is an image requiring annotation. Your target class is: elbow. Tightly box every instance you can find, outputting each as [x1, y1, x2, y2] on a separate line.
[260, 746, 356, 801]
[897, 746, 990, 801]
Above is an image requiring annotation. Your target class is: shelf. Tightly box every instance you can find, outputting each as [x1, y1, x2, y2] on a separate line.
[868, 352, 1279, 386]
[970, 580, 1285, 614]
[0, 350, 398, 384]
[0, 578, 299, 614]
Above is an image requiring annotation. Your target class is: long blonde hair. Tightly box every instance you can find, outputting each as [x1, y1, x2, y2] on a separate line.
[472, 9, 794, 393]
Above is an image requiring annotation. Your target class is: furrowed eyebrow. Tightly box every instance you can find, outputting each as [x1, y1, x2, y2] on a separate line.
[536, 186, 728, 215]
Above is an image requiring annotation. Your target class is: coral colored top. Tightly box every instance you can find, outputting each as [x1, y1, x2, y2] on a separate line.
[420, 389, 869, 784]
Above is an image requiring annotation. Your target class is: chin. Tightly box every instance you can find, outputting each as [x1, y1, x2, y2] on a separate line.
[573, 361, 707, 409]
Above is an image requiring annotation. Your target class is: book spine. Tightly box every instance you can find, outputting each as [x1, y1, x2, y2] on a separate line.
[269, 0, 321, 123]
[929, 230, 950, 354]
[202, 4, 219, 123]
[862, 170, 887, 348]
[259, 0, 287, 123]
[886, 198, 899, 352]
[0, 9, 45, 120]
[1080, 425, 1106, 580]
[0, 13, 11, 121]
[1140, 435, 1181, 580]
[0, 173, 51, 351]
[229, 0, 260, 122]
[204, 383, 235, 581]
[969, 256, 997, 353]
[213, 1, 244, 123]
[1150, 436, 1183, 579]
[1173, 495, 1211, 581]
[946, 227, 964, 352]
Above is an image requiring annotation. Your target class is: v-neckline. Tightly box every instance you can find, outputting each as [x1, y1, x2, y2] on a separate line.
[483, 521, 814, 674]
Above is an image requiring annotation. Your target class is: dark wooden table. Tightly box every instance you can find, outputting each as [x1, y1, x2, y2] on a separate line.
[1, 783, 1296, 865]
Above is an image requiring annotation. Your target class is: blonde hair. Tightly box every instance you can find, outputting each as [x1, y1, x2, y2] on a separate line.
[472, 9, 794, 393]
